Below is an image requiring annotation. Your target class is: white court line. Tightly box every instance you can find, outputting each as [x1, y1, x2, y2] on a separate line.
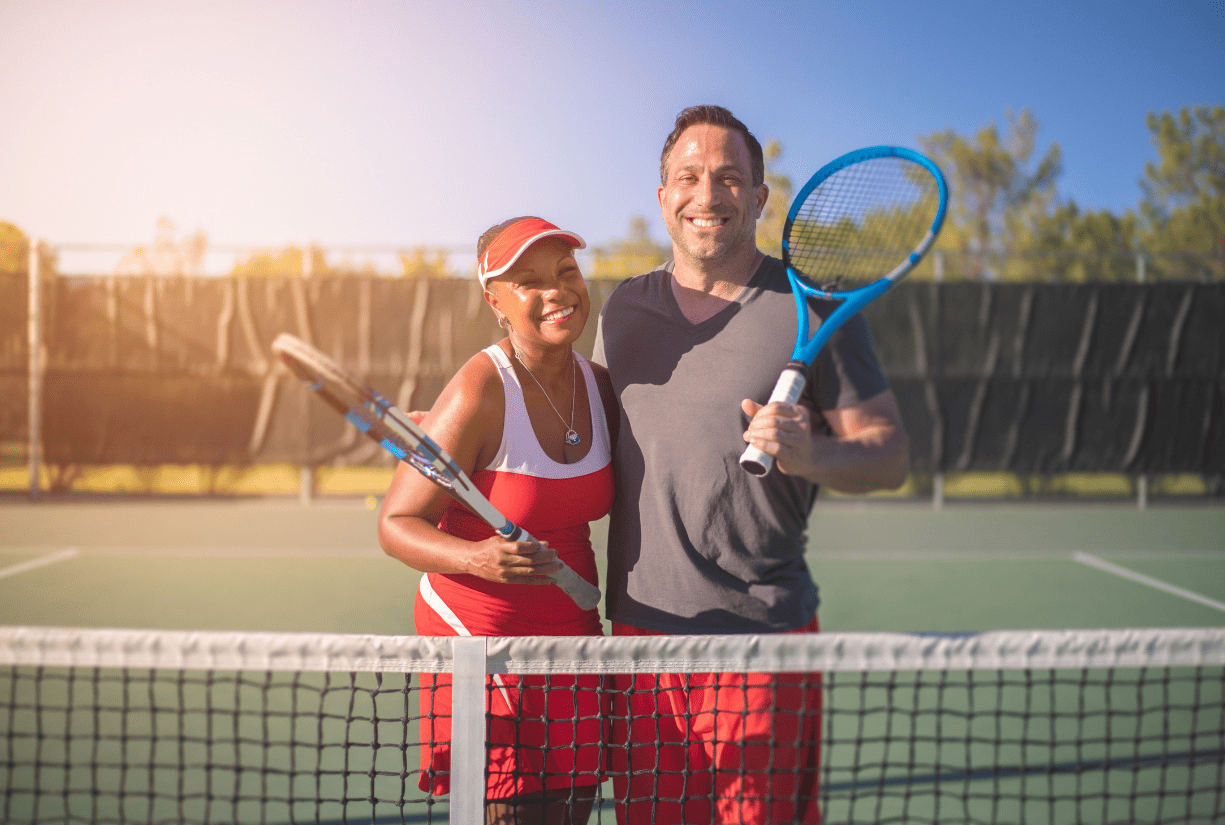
[814, 548, 1223, 561]
[1074, 552, 1225, 613]
[0, 546, 381, 558]
[0, 548, 80, 580]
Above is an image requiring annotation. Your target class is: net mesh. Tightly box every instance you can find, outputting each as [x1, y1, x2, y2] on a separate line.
[3, 627, 1223, 824]
[787, 154, 942, 291]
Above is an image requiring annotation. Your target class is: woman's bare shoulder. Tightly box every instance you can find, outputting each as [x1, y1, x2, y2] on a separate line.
[421, 346, 506, 465]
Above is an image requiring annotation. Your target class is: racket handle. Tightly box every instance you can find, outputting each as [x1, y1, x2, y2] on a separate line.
[552, 563, 603, 611]
[502, 522, 602, 610]
[739, 365, 809, 477]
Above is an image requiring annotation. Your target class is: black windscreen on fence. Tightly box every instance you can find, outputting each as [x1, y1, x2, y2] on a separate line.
[1, 273, 1221, 475]
[868, 282, 1224, 474]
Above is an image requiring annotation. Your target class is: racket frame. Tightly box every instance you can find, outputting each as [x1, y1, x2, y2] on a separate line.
[739, 146, 947, 477]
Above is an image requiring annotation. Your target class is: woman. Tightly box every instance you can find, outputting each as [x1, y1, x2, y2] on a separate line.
[378, 216, 617, 825]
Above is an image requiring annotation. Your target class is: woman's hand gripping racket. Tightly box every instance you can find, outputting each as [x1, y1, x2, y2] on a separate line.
[271, 333, 602, 610]
[739, 146, 948, 477]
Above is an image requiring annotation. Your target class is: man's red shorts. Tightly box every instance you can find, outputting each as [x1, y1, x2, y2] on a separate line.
[609, 617, 822, 825]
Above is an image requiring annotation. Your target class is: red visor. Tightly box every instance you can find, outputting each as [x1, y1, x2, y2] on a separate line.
[477, 218, 585, 286]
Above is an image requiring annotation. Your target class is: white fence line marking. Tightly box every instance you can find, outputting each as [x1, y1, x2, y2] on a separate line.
[1074, 552, 1225, 613]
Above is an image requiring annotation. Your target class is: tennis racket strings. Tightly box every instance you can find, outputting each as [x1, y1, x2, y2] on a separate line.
[787, 153, 943, 291]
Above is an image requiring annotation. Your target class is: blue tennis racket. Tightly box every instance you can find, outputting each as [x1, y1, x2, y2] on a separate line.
[739, 145, 948, 477]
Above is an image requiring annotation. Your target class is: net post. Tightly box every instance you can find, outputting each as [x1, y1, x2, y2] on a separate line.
[1137, 474, 1148, 510]
[27, 239, 42, 502]
[451, 636, 488, 824]
[933, 473, 944, 509]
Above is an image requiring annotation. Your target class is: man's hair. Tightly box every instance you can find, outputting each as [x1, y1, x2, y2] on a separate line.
[659, 105, 765, 188]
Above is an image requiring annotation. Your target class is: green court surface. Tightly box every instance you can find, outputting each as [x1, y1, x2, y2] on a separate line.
[1, 500, 1223, 633]
[2, 500, 1223, 824]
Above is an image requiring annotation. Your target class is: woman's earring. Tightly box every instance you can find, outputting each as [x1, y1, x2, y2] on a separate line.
[497, 315, 509, 328]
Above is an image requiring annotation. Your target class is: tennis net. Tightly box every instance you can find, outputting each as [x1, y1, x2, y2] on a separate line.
[3, 626, 1223, 824]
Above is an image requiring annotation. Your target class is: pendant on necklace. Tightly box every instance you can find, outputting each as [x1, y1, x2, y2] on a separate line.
[565, 429, 581, 446]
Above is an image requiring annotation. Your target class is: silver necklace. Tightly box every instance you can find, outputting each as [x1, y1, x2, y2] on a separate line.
[514, 348, 580, 446]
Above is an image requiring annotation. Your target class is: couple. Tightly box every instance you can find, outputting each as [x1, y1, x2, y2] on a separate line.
[377, 105, 909, 825]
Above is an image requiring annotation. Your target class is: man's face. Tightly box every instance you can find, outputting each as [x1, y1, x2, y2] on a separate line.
[658, 123, 767, 267]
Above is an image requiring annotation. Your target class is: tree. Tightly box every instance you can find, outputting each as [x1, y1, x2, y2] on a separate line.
[0, 223, 30, 352]
[0, 221, 28, 274]
[0, 221, 57, 279]
[1027, 203, 1138, 281]
[756, 139, 793, 259]
[229, 245, 356, 277]
[591, 216, 670, 280]
[1139, 105, 1225, 280]
[398, 248, 453, 278]
[229, 247, 318, 277]
[919, 109, 1063, 279]
[115, 217, 208, 277]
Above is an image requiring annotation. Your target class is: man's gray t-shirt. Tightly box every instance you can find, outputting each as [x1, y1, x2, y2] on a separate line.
[592, 256, 889, 634]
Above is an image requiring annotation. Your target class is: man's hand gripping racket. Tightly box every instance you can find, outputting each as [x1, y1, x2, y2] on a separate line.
[739, 146, 948, 476]
[271, 333, 602, 610]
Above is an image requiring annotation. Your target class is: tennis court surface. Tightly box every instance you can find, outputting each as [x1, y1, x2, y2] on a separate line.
[3, 500, 1224, 823]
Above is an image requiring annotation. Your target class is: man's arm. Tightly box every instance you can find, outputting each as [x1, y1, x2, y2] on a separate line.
[741, 389, 909, 493]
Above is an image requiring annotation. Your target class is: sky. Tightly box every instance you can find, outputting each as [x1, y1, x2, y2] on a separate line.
[1, 0, 1223, 274]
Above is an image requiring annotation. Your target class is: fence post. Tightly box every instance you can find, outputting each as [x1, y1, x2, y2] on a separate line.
[299, 467, 314, 506]
[299, 250, 314, 505]
[28, 240, 42, 501]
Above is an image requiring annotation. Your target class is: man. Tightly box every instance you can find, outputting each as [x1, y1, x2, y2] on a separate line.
[592, 105, 908, 824]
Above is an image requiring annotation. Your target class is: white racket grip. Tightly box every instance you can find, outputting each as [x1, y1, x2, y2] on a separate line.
[739, 366, 809, 477]
[499, 519, 601, 610]
[551, 563, 602, 611]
